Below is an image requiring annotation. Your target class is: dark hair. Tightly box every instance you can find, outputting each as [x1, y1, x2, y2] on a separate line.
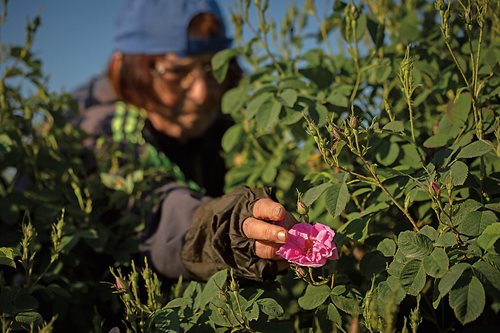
[107, 13, 241, 110]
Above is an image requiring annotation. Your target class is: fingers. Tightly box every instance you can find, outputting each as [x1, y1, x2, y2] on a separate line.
[252, 198, 286, 222]
[254, 241, 282, 260]
[243, 217, 288, 243]
[253, 241, 290, 272]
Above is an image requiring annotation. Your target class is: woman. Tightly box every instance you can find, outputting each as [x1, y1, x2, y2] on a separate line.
[73, 0, 296, 282]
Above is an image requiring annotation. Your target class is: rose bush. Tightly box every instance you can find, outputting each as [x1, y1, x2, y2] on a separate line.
[1, 0, 499, 332]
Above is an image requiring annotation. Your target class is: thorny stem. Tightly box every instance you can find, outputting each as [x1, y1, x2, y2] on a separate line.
[337, 165, 375, 184]
[407, 98, 416, 143]
[382, 82, 396, 122]
[354, 130, 362, 154]
[329, 124, 420, 231]
[441, 4, 484, 140]
[443, 39, 470, 88]
[434, 199, 465, 246]
[351, 148, 420, 231]
[471, 9, 485, 140]
[230, 282, 250, 330]
[399, 46, 417, 143]
[307, 267, 331, 286]
[368, 164, 419, 231]
[225, 300, 246, 331]
[349, 30, 362, 116]
[250, 2, 286, 78]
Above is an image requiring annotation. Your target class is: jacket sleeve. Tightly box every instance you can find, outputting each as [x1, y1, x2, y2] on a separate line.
[181, 186, 278, 282]
[139, 183, 210, 280]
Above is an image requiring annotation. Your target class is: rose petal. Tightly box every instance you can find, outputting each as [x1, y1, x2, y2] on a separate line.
[277, 222, 339, 267]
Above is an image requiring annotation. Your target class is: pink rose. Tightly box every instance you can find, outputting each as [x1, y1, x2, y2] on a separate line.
[276, 222, 339, 267]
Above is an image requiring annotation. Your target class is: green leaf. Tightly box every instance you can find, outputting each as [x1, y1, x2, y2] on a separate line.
[457, 140, 494, 159]
[339, 216, 370, 242]
[423, 248, 449, 278]
[327, 86, 349, 107]
[383, 121, 404, 132]
[419, 225, 438, 241]
[262, 162, 277, 184]
[398, 12, 419, 43]
[299, 66, 333, 89]
[453, 199, 482, 226]
[446, 92, 471, 125]
[331, 294, 361, 315]
[435, 231, 457, 247]
[325, 182, 350, 219]
[279, 89, 298, 107]
[377, 277, 406, 311]
[0, 287, 39, 313]
[459, 210, 497, 237]
[449, 161, 468, 186]
[198, 270, 227, 309]
[438, 263, 470, 298]
[281, 106, 304, 125]
[449, 274, 485, 325]
[423, 134, 450, 148]
[164, 297, 191, 309]
[246, 302, 260, 322]
[303, 183, 332, 206]
[477, 223, 500, 250]
[257, 298, 284, 320]
[148, 310, 180, 333]
[360, 251, 388, 278]
[246, 92, 273, 119]
[298, 284, 330, 310]
[310, 102, 329, 127]
[473, 260, 500, 291]
[376, 142, 400, 166]
[256, 99, 281, 131]
[327, 303, 343, 329]
[373, 58, 391, 83]
[221, 124, 243, 152]
[211, 49, 239, 83]
[400, 260, 426, 296]
[377, 239, 397, 257]
[221, 85, 247, 115]
[208, 307, 232, 327]
[387, 251, 408, 277]
[397, 231, 433, 259]
[0, 247, 16, 268]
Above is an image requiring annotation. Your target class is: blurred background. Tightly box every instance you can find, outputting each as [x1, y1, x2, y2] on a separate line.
[2, 0, 334, 93]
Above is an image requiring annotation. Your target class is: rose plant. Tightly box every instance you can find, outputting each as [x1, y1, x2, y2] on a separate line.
[1, 0, 499, 332]
[209, 0, 500, 331]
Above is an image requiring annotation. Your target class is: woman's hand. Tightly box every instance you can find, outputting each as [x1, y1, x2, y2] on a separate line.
[242, 198, 297, 270]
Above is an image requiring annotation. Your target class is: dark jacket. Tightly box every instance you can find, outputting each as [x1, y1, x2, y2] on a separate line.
[73, 73, 277, 281]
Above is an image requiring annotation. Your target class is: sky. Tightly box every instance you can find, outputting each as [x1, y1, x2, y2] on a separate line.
[1, 0, 334, 93]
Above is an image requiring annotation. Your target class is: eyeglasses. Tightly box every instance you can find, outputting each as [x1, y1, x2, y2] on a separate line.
[153, 62, 214, 91]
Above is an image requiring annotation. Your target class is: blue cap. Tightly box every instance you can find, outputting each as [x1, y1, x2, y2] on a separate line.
[113, 0, 232, 56]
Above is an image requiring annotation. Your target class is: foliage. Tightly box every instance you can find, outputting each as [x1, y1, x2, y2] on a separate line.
[213, 0, 499, 331]
[0, 1, 170, 331]
[1, 0, 499, 332]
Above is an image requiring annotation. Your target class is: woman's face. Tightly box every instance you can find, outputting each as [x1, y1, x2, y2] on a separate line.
[147, 53, 223, 141]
